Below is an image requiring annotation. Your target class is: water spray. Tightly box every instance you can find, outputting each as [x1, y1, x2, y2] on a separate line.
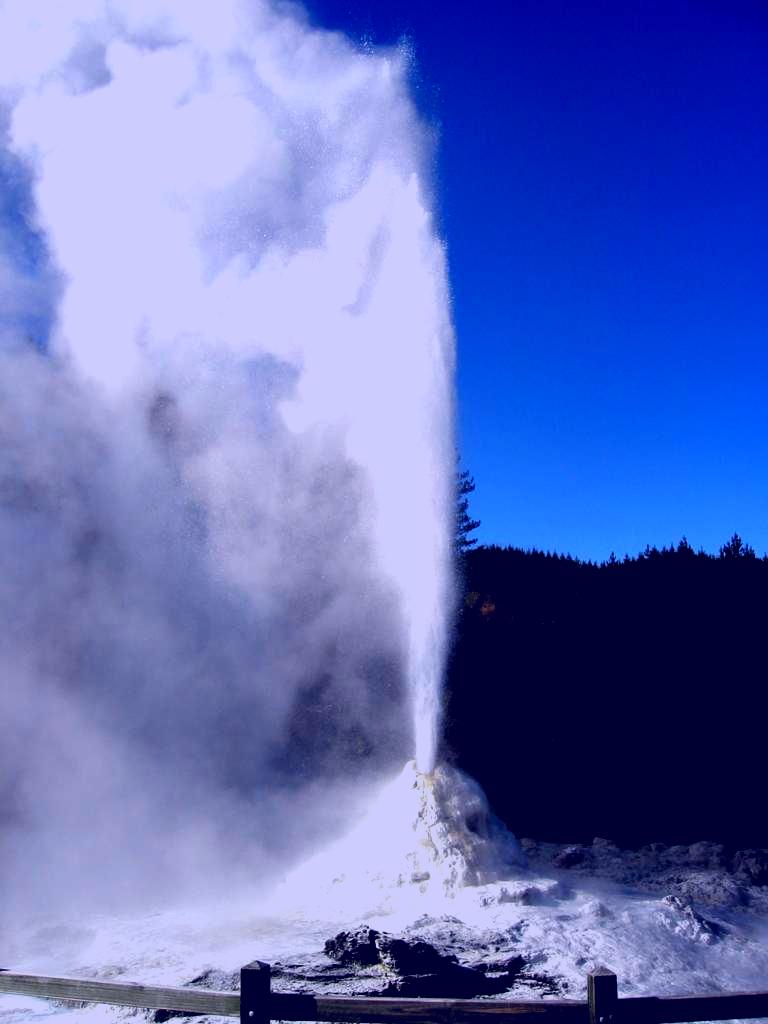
[0, 0, 458, 911]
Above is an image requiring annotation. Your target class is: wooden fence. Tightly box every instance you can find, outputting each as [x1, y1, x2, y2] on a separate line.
[2, 964, 768, 1024]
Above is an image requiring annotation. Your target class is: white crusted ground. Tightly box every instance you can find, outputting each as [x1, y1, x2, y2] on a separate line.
[2, 762, 768, 1024]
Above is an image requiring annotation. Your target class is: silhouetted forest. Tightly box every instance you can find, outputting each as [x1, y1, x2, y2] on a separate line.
[444, 535, 766, 851]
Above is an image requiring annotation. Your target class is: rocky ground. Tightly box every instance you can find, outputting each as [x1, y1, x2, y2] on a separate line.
[520, 836, 768, 912]
[151, 920, 567, 1023]
[138, 836, 768, 1024]
[3, 791, 768, 1024]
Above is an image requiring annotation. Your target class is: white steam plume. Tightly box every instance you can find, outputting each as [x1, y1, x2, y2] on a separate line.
[0, 0, 455, 918]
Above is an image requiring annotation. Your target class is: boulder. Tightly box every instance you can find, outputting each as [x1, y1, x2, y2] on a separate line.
[376, 935, 451, 974]
[325, 928, 521, 997]
[324, 927, 381, 967]
[553, 845, 590, 868]
[732, 849, 768, 887]
[675, 871, 747, 909]
[382, 964, 509, 998]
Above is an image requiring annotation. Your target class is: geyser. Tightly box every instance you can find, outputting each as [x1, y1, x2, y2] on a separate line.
[0, 0, 454, 912]
[276, 760, 524, 916]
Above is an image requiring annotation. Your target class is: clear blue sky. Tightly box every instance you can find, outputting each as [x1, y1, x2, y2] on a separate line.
[306, 0, 768, 561]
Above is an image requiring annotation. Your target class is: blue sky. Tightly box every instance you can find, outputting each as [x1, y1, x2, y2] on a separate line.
[306, 0, 768, 560]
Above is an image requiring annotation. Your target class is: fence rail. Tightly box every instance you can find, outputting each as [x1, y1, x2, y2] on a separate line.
[2, 963, 768, 1024]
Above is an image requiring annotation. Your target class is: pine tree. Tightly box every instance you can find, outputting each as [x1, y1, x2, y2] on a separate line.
[719, 532, 756, 559]
[456, 467, 481, 554]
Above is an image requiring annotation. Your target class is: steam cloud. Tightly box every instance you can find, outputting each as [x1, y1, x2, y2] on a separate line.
[0, 1, 455, 920]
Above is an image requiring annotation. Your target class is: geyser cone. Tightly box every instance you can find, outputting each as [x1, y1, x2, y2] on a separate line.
[278, 761, 524, 914]
[404, 761, 524, 888]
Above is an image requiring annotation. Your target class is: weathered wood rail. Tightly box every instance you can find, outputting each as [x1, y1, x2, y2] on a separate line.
[1, 963, 768, 1024]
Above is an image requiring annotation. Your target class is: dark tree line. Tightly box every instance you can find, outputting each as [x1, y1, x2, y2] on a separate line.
[444, 534, 767, 850]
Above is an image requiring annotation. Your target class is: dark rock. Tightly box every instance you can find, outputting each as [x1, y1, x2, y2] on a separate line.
[732, 849, 768, 887]
[382, 962, 509, 998]
[325, 927, 382, 967]
[376, 935, 452, 975]
[514, 834, 767, 912]
[325, 928, 522, 998]
[515, 970, 562, 996]
[687, 842, 727, 869]
[553, 845, 589, 868]
[675, 871, 747, 909]
[475, 955, 527, 976]
[153, 1013, 204, 1023]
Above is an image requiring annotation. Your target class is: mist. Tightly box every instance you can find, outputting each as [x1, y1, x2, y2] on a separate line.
[0, 0, 455, 924]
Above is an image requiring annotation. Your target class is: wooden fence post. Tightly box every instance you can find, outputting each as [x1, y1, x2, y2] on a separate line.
[588, 967, 618, 1024]
[240, 961, 271, 1024]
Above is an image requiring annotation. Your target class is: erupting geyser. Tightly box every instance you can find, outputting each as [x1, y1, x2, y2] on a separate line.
[0, 0, 492, 913]
[8, 12, 768, 1018]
